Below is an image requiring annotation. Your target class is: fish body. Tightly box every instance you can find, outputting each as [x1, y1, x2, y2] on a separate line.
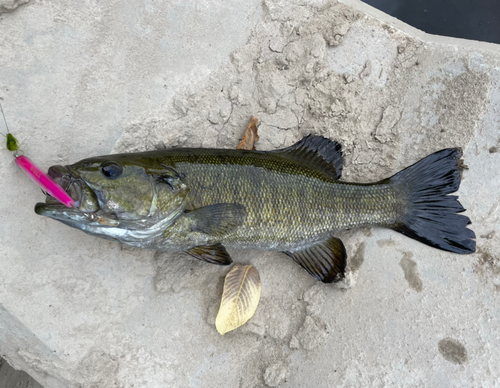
[35, 136, 476, 283]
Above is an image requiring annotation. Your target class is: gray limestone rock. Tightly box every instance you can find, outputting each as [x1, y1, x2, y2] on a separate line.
[0, 0, 28, 14]
[264, 363, 287, 387]
[1, 0, 499, 387]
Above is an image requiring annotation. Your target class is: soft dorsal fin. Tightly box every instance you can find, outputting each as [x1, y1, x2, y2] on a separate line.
[283, 236, 347, 283]
[274, 135, 343, 180]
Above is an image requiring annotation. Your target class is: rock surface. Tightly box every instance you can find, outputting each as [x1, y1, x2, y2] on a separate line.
[0, 0, 28, 14]
[0, 357, 43, 388]
[1, 0, 499, 387]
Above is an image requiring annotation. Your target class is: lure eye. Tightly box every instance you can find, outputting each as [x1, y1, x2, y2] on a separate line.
[100, 162, 123, 179]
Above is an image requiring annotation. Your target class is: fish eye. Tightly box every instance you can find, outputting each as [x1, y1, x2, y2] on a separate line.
[100, 162, 123, 179]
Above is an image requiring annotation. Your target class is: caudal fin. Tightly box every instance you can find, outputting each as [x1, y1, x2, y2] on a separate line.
[390, 148, 476, 254]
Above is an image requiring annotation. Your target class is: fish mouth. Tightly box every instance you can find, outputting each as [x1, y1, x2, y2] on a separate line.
[34, 165, 99, 221]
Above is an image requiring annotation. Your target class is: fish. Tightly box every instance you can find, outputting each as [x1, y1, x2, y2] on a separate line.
[35, 136, 476, 283]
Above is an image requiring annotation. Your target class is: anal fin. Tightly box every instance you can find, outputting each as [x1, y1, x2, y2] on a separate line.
[284, 237, 347, 283]
[186, 243, 233, 265]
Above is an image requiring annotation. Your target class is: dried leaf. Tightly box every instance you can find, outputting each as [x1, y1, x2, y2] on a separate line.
[237, 116, 259, 150]
[216, 264, 261, 335]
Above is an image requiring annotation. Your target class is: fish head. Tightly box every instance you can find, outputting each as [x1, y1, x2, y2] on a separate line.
[35, 154, 188, 241]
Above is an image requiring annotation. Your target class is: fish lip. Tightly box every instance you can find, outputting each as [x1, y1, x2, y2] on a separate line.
[34, 202, 98, 225]
[34, 202, 77, 216]
[36, 165, 97, 217]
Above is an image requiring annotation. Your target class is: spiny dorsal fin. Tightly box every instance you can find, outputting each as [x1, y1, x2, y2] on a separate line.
[283, 236, 347, 283]
[274, 135, 343, 180]
[186, 203, 247, 236]
[186, 243, 233, 265]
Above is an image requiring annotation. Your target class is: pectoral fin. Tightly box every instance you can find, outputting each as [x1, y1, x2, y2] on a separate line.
[186, 243, 233, 265]
[283, 237, 347, 283]
[185, 203, 247, 236]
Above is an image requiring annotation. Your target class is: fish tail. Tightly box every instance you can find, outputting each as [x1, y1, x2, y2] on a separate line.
[389, 148, 476, 254]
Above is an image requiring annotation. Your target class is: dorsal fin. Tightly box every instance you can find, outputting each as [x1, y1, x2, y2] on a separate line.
[273, 135, 343, 180]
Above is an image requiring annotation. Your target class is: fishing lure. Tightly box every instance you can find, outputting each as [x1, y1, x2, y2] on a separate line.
[1, 102, 74, 207]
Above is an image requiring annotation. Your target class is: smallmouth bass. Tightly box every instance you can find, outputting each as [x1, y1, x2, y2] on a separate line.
[35, 136, 476, 283]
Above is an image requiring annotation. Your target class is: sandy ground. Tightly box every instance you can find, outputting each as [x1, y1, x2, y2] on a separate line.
[1, 0, 499, 387]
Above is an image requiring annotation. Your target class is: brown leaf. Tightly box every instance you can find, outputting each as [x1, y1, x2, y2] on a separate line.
[215, 264, 262, 335]
[237, 116, 259, 150]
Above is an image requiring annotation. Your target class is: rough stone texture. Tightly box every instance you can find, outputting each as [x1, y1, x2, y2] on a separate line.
[0, 0, 28, 14]
[1, 0, 499, 387]
[263, 362, 287, 387]
[0, 357, 43, 388]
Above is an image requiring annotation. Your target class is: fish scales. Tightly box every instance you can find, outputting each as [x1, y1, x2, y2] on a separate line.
[156, 149, 406, 250]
